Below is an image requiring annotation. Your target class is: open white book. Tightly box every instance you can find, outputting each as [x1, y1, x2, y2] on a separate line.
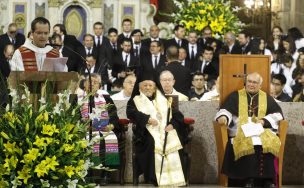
[42, 57, 68, 72]
[241, 122, 264, 137]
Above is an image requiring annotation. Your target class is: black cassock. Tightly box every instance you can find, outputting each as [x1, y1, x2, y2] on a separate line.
[217, 91, 283, 182]
[126, 98, 188, 184]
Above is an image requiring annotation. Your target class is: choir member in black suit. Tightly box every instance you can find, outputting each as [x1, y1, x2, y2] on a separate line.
[141, 25, 166, 53]
[222, 31, 242, 54]
[178, 47, 194, 71]
[140, 40, 166, 75]
[50, 33, 81, 72]
[165, 25, 188, 51]
[53, 23, 83, 52]
[186, 31, 202, 69]
[112, 38, 139, 88]
[238, 31, 252, 54]
[107, 27, 120, 58]
[194, 46, 219, 82]
[130, 29, 146, 60]
[163, 45, 191, 96]
[117, 18, 133, 47]
[0, 23, 25, 60]
[198, 25, 213, 49]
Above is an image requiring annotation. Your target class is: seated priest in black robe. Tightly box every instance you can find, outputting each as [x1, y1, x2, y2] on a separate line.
[215, 72, 283, 188]
[126, 72, 187, 186]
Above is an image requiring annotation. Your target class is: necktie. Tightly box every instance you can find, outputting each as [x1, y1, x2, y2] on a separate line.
[12, 38, 15, 44]
[191, 45, 195, 60]
[113, 43, 116, 50]
[135, 46, 139, 57]
[178, 40, 181, 47]
[97, 36, 100, 47]
[124, 54, 129, 65]
[154, 55, 158, 68]
[125, 34, 129, 38]
[87, 47, 91, 55]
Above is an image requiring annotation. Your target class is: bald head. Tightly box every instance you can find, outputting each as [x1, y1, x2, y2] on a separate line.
[150, 25, 160, 39]
[246, 72, 263, 94]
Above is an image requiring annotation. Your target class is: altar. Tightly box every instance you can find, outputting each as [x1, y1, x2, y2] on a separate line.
[114, 101, 304, 185]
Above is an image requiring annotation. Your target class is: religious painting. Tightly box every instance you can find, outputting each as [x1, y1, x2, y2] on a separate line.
[121, 4, 135, 29]
[63, 5, 87, 41]
[35, 2, 46, 18]
[13, 3, 27, 35]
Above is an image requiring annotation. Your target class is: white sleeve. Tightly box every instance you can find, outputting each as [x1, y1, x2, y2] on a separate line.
[10, 49, 25, 71]
[214, 109, 233, 125]
[263, 112, 283, 130]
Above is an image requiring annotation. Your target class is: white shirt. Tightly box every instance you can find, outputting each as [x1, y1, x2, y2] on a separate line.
[200, 60, 210, 73]
[151, 53, 160, 68]
[111, 90, 131, 100]
[188, 44, 197, 58]
[10, 41, 67, 72]
[122, 52, 130, 66]
[295, 38, 304, 49]
[94, 35, 102, 45]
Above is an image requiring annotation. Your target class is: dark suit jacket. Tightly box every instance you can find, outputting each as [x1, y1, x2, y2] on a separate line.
[111, 52, 139, 78]
[194, 60, 219, 81]
[117, 33, 131, 47]
[222, 43, 242, 54]
[165, 38, 188, 51]
[63, 34, 83, 50]
[0, 32, 25, 59]
[141, 38, 166, 51]
[140, 54, 166, 75]
[61, 46, 84, 72]
[163, 61, 192, 96]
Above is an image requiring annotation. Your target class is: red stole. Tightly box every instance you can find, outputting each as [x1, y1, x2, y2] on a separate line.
[19, 46, 59, 71]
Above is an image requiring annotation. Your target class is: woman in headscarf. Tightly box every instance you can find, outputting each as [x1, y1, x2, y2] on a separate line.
[126, 72, 187, 186]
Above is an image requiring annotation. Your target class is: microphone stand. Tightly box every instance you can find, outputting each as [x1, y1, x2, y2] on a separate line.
[50, 43, 95, 179]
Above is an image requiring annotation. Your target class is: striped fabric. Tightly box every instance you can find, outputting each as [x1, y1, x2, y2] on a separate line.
[79, 89, 120, 167]
[19, 46, 59, 71]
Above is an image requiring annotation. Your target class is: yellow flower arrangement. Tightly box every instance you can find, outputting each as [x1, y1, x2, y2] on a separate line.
[0, 85, 101, 187]
[172, 0, 244, 37]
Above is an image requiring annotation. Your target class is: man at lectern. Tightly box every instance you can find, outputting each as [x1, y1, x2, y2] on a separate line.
[10, 17, 62, 71]
[215, 72, 284, 188]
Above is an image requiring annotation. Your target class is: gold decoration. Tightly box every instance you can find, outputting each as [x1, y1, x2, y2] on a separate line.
[48, 0, 67, 7]
[84, 0, 102, 8]
[65, 9, 83, 39]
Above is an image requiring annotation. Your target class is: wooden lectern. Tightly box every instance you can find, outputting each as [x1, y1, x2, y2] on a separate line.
[213, 54, 288, 187]
[8, 71, 79, 109]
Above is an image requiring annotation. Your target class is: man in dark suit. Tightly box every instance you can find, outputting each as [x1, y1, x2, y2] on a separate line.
[186, 31, 202, 69]
[0, 23, 25, 60]
[238, 31, 252, 54]
[0, 44, 14, 107]
[194, 46, 219, 82]
[117, 18, 133, 47]
[107, 27, 120, 58]
[53, 23, 83, 51]
[271, 74, 292, 102]
[198, 26, 212, 49]
[50, 33, 81, 72]
[178, 47, 194, 71]
[163, 45, 191, 96]
[112, 38, 138, 88]
[130, 29, 146, 60]
[222, 31, 242, 54]
[141, 25, 166, 53]
[140, 40, 166, 75]
[165, 25, 188, 51]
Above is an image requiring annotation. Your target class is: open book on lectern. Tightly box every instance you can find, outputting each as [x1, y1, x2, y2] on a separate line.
[42, 57, 68, 72]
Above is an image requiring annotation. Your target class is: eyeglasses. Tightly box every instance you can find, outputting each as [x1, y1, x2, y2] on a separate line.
[9, 31, 17, 34]
[160, 79, 174, 82]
